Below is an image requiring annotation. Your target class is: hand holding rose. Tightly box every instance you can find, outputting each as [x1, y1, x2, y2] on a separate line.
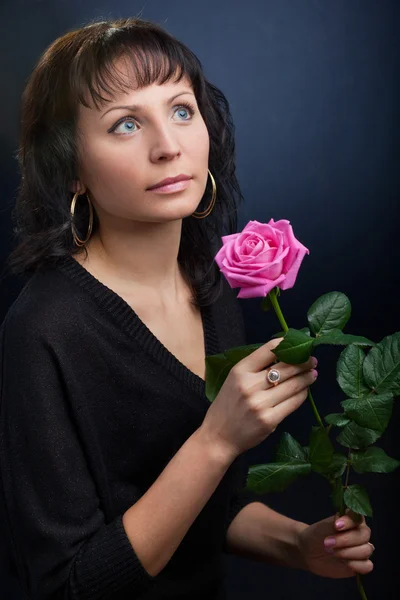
[210, 217, 400, 599]
[298, 509, 374, 579]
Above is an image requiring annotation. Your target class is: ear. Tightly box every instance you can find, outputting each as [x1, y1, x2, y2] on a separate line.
[69, 180, 87, 195]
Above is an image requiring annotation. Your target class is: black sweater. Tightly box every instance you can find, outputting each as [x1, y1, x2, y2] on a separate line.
[0, 255, 258, 600]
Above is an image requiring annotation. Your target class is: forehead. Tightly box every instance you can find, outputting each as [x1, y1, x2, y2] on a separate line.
[78, 54, 194, 116]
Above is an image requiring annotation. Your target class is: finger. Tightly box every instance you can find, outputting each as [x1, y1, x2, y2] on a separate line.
[269, 369, 318, 408]
[264, 356, 317, 389]
[266, 386, 310, 425]
[324, 526, 371, 550]
[345, 559, 374, 575]
[346, 508, 365, 525]
[243, 337, 284, 373]
[332, 542, 375, 561]
[334, 511, 366, 531]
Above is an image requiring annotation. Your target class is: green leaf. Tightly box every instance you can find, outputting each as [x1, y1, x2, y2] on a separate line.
[309, 426, 334, 474]
[337, 345, 371, 398]
[328, 454, 348, 479]
[205, 343, 263, 402]
[300, 327, 312, 337]
[331, 478, 344, 513]
[224, 344, 265, 364]
[271, 327, 311, 339]
[307, 292, 351, 336]
[337, 421, 381, 449]
[350, 447, 400, 474]
[341, 393, 393, 434]
[275, 433, 308, 463]
[270, 330, 286, 339]
[318, 453, 348, 481]
[312, 329, 376, 348]
[363, 332, 400, 396]
[273, 329, 314, 365]
[325, 413, 351, 427]
[245, 462, 311, 494]
[344, 484, 373, 517]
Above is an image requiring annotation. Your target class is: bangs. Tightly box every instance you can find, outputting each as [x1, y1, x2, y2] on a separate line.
[69, 22, 202, 110]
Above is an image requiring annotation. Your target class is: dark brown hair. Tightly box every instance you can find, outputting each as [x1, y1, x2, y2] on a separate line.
[8, 16, 244, 306]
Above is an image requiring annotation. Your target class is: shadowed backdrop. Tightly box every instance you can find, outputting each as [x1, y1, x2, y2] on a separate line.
[1, 1, 398, 598]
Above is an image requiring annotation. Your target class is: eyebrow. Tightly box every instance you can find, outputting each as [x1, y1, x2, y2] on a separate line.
[100, 90, 195, 119]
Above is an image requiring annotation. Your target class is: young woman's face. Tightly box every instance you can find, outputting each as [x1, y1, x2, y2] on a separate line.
[75, 61, 210, 225]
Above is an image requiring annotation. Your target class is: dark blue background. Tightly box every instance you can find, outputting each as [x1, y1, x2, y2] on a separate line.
[1, 1, 398, 598]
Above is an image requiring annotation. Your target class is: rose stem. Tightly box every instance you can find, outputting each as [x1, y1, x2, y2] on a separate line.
[268, 288, 324, 429]
[269, 289, 368, 599]
[338, 456, 368, 600]
[269, 288, 368, 600]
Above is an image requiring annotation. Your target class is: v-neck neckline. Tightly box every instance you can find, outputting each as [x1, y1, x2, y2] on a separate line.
[56, 254, 220, 398]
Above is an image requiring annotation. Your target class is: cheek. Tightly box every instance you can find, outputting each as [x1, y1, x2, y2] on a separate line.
[188, 120, 209, 163]
[81, 141, 143, 194]
[85, 139, 135, 174]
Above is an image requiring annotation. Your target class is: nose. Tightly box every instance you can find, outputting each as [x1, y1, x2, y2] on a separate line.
[149, 121, 181, 162]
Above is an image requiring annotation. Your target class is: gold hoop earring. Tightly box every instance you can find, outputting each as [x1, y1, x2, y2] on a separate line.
[70, 191, 93, 247]
[191, 169, 217, 219]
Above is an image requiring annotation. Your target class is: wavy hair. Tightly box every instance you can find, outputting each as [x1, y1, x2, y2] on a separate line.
[8, 16, 244, 307]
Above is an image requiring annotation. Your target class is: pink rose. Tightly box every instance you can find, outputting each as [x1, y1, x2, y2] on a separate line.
[214, 219, 309, 299]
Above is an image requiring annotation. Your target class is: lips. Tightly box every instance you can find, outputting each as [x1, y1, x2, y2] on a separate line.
[147, 174, 192, 190]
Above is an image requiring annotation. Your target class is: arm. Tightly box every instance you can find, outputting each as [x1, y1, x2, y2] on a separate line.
[122, 426, 234, 576]
[224, 501, 309, 570]
[0, 317, 235, 600]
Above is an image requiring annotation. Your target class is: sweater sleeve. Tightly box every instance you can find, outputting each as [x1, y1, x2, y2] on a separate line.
[0, 317, 157, 600]
[222, 455, 260, 554]
[219, 279, 261, 553]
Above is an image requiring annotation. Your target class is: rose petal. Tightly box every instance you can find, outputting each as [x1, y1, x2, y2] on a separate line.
[279, 244, 309, 289]
[215, 219, 309, 297]
[220, 246, 289, 281]
[271, 220, 310, 273]
[236, 273, 286, 298]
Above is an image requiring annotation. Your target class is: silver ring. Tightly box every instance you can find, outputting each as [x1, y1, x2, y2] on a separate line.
[267, 368, 281, 386]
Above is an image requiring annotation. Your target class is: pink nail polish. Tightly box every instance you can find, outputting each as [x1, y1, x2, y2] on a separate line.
[335, 520, 345, 529]
[311, 357, 318, 367]
[311, 369, 318, 378]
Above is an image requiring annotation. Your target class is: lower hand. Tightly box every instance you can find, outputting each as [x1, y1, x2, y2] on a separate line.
[297, 508, 374, 578]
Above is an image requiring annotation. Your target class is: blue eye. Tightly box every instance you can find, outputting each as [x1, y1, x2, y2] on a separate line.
[176, 107, 191, 119]
[115, 120, 137, 134]
[110, 102, 196, 135]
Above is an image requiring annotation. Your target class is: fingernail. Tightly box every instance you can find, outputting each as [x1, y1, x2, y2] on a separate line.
[311, 369, 318, 378]
[335, 520, 345, 529]
[311, 357, 318, 368]
[324, 537, 336, 548]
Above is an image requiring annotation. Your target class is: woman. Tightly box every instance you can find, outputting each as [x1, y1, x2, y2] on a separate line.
[0, 17, 373, 600]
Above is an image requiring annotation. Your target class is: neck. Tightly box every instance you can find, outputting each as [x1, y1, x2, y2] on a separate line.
[74, 219, 192, 307]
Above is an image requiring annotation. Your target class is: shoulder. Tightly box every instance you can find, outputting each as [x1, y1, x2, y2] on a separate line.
[1, 266, 85, 347]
